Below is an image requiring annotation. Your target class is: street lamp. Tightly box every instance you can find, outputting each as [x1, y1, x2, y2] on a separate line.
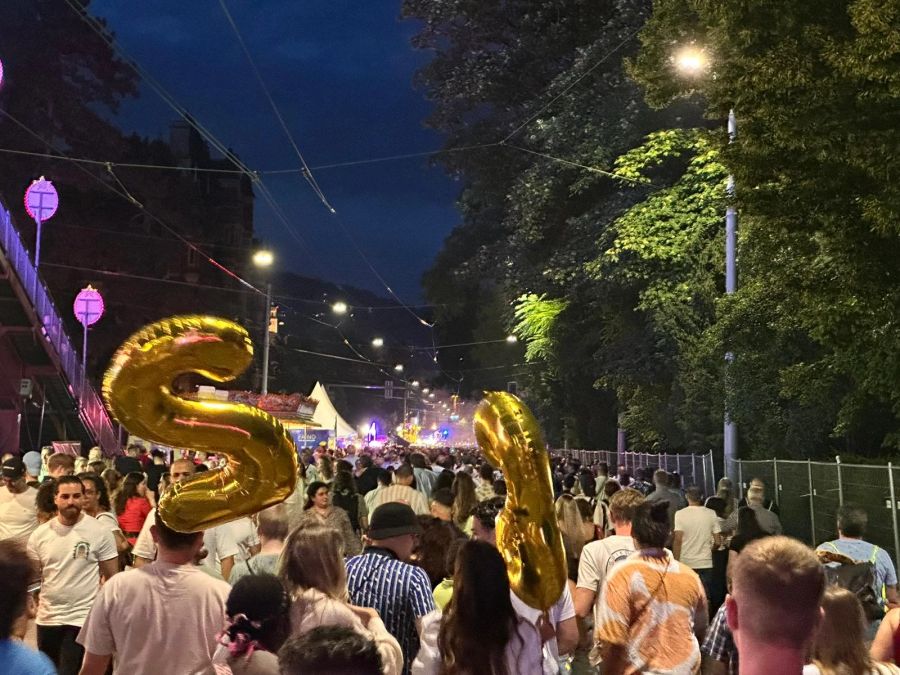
[332, 301, 348, 315]
[411, 380, 420, 388]
[672, 46, 709, 77]
[506, 335, 518, 343]
[371, 337, 384, 348]
[673, 46, 738, 475]
[394, 364, 404, 373]
[252, 250, 274, 268]
[253, 249, 274, 395]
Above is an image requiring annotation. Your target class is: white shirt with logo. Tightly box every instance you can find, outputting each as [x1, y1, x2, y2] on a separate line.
[576, 534, 637, 628]
[27, 514, 118, 626]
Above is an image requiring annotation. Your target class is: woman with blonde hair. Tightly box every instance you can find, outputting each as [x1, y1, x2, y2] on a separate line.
[806, 586, 900, 674]
[555, 493, 588, 581]
[279, 524, 402, 675]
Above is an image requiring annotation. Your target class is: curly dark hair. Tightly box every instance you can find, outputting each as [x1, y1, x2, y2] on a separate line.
[413, 516, 466, 588]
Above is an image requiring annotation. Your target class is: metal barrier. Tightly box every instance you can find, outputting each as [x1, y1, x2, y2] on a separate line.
[563, 449, 717, 499]
[0, 205, 119, 454]
[562, 448, 900, 568]
[726, 456, 900, 570]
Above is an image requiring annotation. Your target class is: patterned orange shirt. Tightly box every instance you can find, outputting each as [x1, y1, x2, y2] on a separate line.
[595, 551, 706, 674]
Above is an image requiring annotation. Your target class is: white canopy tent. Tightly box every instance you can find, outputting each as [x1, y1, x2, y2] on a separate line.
[309, 382, 356, 438]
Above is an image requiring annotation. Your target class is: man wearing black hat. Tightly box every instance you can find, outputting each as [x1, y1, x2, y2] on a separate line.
[346, 502, 435, 675]
[0, 457, 39, 542]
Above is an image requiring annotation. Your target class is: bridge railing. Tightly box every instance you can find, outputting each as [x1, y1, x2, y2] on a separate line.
[0, 206, 118, 455]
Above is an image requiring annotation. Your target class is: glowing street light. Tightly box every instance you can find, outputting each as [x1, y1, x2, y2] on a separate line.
[422, 388, 430, 394]
[428, 393, 435, 399]
[394, 364, 404, 372]
[411, 380, 420, 388]
[673, 45, 709, 77]
[252, 249, 274, 268]
[506, 334, 518, 343]
[671, 43, 738, 477]
[332, 301, 348, 315]
[371, 337, 384, 348]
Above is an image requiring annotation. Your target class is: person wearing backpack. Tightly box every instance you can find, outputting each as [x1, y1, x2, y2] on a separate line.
[817, 504, 900, 636]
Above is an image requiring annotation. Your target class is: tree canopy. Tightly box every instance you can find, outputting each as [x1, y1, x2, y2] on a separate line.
[404, 0, 899, 457]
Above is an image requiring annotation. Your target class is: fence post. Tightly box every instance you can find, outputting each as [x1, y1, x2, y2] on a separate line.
[701, 453, 709, 496]
[662, 452, 668, 473]
[888, 463, 900, 569]
[835, 455, 843, 506]
[808, 459, 817, 547]
[691, 454, 698, 490]
[773, 458, 780, 506]
[737, 460, 744, 500]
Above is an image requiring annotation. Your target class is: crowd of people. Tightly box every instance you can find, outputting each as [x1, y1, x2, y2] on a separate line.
[2, 444, 900, 674]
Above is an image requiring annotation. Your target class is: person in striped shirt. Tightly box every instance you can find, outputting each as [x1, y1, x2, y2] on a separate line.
[368, 464, 429, 516]
[347, 503, 435, 675]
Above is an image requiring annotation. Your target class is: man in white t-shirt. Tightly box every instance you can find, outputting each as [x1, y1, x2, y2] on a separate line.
[575, 489, 645, 628]
[471, 497, 578, 673]
[673, 485, 722, 601]
[26, 475, 118, 675]
[132, 459, 238, 580]
[224, 516, 261, 566]
[0, 457, 39, 542]
[78, 507, 231, 675]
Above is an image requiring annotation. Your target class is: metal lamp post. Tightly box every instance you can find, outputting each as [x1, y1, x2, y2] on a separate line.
[24, 177, 59, 268]
[73, 285, 104, 400]
[252, 249, 274, 395]
[673, 46, 738, 476]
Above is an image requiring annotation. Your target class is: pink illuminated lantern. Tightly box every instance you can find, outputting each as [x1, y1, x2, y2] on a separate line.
[24, 177, 59, 268]
[74, 285, 104, 385]
[74, 286, 104, 327]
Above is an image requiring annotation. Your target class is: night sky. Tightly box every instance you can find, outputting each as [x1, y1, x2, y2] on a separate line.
[90, 0, 459, 302]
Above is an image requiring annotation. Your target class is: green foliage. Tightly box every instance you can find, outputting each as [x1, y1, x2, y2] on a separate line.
[513, 294, 569, 363]
[406, 0, 899, 456]
[630, 0, 900, 453]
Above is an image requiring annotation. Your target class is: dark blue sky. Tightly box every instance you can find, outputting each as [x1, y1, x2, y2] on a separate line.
[91, 0, 459, 302]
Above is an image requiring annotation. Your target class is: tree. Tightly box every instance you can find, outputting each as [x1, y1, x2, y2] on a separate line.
[630, 0, 900, 453]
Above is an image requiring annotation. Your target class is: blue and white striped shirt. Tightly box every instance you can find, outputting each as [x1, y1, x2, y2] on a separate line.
[346, 547, 435, 674]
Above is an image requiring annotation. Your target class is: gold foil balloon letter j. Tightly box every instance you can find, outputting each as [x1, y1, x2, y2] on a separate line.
[102, 315, 298, 532]
[474, 391, 566, 611]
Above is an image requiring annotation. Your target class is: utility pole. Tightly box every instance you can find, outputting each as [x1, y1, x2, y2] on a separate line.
[724, 109, 738, 479]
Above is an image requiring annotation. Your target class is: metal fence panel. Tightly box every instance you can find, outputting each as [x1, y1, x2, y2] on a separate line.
[560, 449, 900, 564]
[774, 461, 813, 546]
[810, 462, 840, 548]
[839, 464, 896, 563]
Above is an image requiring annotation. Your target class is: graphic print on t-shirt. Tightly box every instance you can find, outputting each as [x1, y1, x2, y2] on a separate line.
[606, 548, 634, 577]
[72, 541, 91, 560]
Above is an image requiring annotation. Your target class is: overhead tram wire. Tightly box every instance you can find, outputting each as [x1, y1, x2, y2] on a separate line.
[217, 0, 332, 212]
[216, 0, 436, 331]
[0, 109, 261, 295]
[63, 1, 642, 373]
[62, 0, 327, 280]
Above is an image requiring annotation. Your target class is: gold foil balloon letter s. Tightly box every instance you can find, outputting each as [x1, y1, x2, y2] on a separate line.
[102, 315, 298, 532]
[474, 391, 566, 611]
